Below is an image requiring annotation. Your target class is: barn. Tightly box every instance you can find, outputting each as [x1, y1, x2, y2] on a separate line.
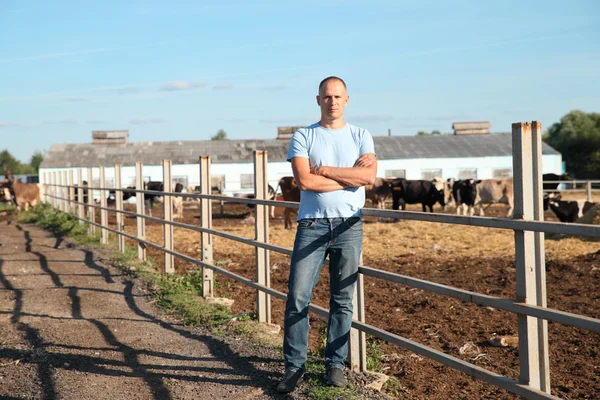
[39, 127, 563, 196]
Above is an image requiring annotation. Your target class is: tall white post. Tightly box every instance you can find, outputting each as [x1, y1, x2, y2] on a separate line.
[199, 156, 213, 297]
[163, 160, 174, 273]
[77, 169, 84, 224]
[254, 151, 271, 324]
[87, 168, 95, 235]
[512, 122, 542, 390]
[135, 162, 146, 261]
[99, 166, 108, 244]
[114, 164, 124, 252]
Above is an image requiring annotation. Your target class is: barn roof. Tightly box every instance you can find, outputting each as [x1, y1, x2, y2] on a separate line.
[40, 133, 560, 168]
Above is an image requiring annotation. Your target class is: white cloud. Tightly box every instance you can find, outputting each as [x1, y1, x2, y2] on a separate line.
[159, 81, 207, 91]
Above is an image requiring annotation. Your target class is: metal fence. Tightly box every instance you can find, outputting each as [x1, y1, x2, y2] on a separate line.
[39, 122, 600, 400]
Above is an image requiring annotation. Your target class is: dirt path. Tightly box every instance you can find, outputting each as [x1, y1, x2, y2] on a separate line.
[0, 219, 386, 400]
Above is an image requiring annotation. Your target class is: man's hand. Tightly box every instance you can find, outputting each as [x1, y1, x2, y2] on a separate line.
[354, 153, 376, 168]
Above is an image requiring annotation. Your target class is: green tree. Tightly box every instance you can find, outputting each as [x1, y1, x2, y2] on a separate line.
[417, 130, 442, 136]
[0, 149, 21, 176]
[30, 150, 45, 172]
[211, 129, 228, 140]
[543, 110, 600, 178]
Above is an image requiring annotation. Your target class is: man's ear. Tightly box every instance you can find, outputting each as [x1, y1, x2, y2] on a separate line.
[316, 95, 320, 106]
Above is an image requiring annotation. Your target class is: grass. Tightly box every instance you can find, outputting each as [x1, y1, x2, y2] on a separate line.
[0, 203, 16, 213]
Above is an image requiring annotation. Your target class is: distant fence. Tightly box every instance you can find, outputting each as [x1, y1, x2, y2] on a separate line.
[40, 122, 600, 400]
[542, 180, 600, 202]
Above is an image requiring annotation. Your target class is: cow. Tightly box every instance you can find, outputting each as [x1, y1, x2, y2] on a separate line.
[1, 186, 13, 204]
[473, 179, 514, 217]
[390, 179, 445, 212]
[543, 173, 571, 193]
[277, 176, 301, 229]
[75, 180, 89, 204]
[245, 185, 277, 218]
[108, 181, 184, 217]
[364, 178, 392, 209]
[451, 179, 480, 216]
[3, 173, 40, 213]
[546, 198, 597, 223]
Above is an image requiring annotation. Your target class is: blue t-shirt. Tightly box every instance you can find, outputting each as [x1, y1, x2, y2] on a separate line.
[287, 122, 375, 219]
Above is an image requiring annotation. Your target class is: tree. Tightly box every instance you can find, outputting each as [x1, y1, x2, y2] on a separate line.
[543, 110, 600, 178]
[0, 150, 21, 176]
[211, 129, 228, 140]
[30, 150, 45, 172]
[417, 130, 442, 136]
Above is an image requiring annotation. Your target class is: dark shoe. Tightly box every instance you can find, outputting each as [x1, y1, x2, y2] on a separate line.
[277, 368, 304, 393]
[324, 367, 346, 387]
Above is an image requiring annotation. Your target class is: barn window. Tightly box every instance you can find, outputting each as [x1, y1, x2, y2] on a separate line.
[240, 174, 254, 189]
[421, 169, 442, 180]
[493, 168, 512, 178]
[385, 169, 405, 179]
[458, 169, 477, 179]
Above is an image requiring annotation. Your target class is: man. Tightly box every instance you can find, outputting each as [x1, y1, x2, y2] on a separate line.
[278, 76, 377, 393]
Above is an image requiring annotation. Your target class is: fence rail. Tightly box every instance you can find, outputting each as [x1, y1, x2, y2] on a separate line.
[38, 122, 600, 399]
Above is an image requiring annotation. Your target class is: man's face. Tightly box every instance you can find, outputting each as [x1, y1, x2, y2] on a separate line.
[317, 80, 349, 119]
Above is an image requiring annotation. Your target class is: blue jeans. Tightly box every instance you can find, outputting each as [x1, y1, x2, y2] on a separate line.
[283, 217, 363, 373]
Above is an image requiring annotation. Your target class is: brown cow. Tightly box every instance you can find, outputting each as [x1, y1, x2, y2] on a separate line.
[364, 178, 392, 209]
[474, 178, 514, 217]
[3, 174, 40, 212]
[277, 176, 300, 229]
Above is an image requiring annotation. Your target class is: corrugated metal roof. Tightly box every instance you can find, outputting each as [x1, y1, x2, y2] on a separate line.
[40, 133, 560, 168]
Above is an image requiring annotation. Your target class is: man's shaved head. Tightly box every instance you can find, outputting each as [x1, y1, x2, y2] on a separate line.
[318, 76, 347, 93]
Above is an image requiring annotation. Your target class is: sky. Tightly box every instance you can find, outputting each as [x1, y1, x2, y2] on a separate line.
[1, 0, 599, 164]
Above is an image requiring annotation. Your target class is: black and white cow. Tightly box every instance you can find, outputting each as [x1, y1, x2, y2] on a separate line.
[546, 197, 596, 223]
[451, 179, 480, 216]
[390, 179, 445, 212]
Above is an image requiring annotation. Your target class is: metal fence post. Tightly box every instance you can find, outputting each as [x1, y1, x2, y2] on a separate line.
[512, 122, 542, 390]
[587, 181, 592, 202]
[349, 252, 367, 372]
[57, 171, 64, 211]
[77, 169, 84, 224]
[135, 162, 146, 261]
[163, 160, 174, 273]
[531, 121, 551, 393]
[87, 167, 95, 235]
[99, 166, 108, 244]
[199, 156, 214, 297]
[40, 172, 47, 203]
[68, 170, 75, 213]
[254, 151, 271, 324]
[114, 164, 124, 252]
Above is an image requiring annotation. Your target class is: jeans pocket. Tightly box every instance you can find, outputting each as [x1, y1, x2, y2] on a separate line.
[297, 219, 317, 229]
[343, 217, 363, 231]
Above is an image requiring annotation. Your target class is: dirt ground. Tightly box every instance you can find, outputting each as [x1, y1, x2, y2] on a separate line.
[109, 195, 600, 400]
[0, 215, 388, 400]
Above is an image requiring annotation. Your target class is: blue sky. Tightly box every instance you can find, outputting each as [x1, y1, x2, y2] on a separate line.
[1, 0, 599, 163]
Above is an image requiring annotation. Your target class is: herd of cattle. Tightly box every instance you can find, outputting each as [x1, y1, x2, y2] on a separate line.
[0, 172, 596, 227]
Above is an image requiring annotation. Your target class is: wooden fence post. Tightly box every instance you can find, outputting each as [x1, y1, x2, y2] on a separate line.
[199, 156, 214, 297]
[114, 164, 124, 252]
[62, 170, 68, 212]
[68, 170, 75, 213]
[512, 122, 542, 390]
[87, 168, 95, 235]
[163, 160, 174, 273]
[77, 169, 84, 224]
[349, 252, 367, 372]
[531, 121, 551, 393]
[99, 166, 108, 245]
[254, 151, 271, 324]
[135, 162, 146, 261]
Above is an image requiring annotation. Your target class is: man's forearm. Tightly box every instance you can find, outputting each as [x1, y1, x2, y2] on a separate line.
[297, 173, 347, 193]
[319, 166, 375, 187]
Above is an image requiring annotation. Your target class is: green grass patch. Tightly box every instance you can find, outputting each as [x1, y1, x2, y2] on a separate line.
[304, 359, 359, 400]
[0, 203, 16, 213]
